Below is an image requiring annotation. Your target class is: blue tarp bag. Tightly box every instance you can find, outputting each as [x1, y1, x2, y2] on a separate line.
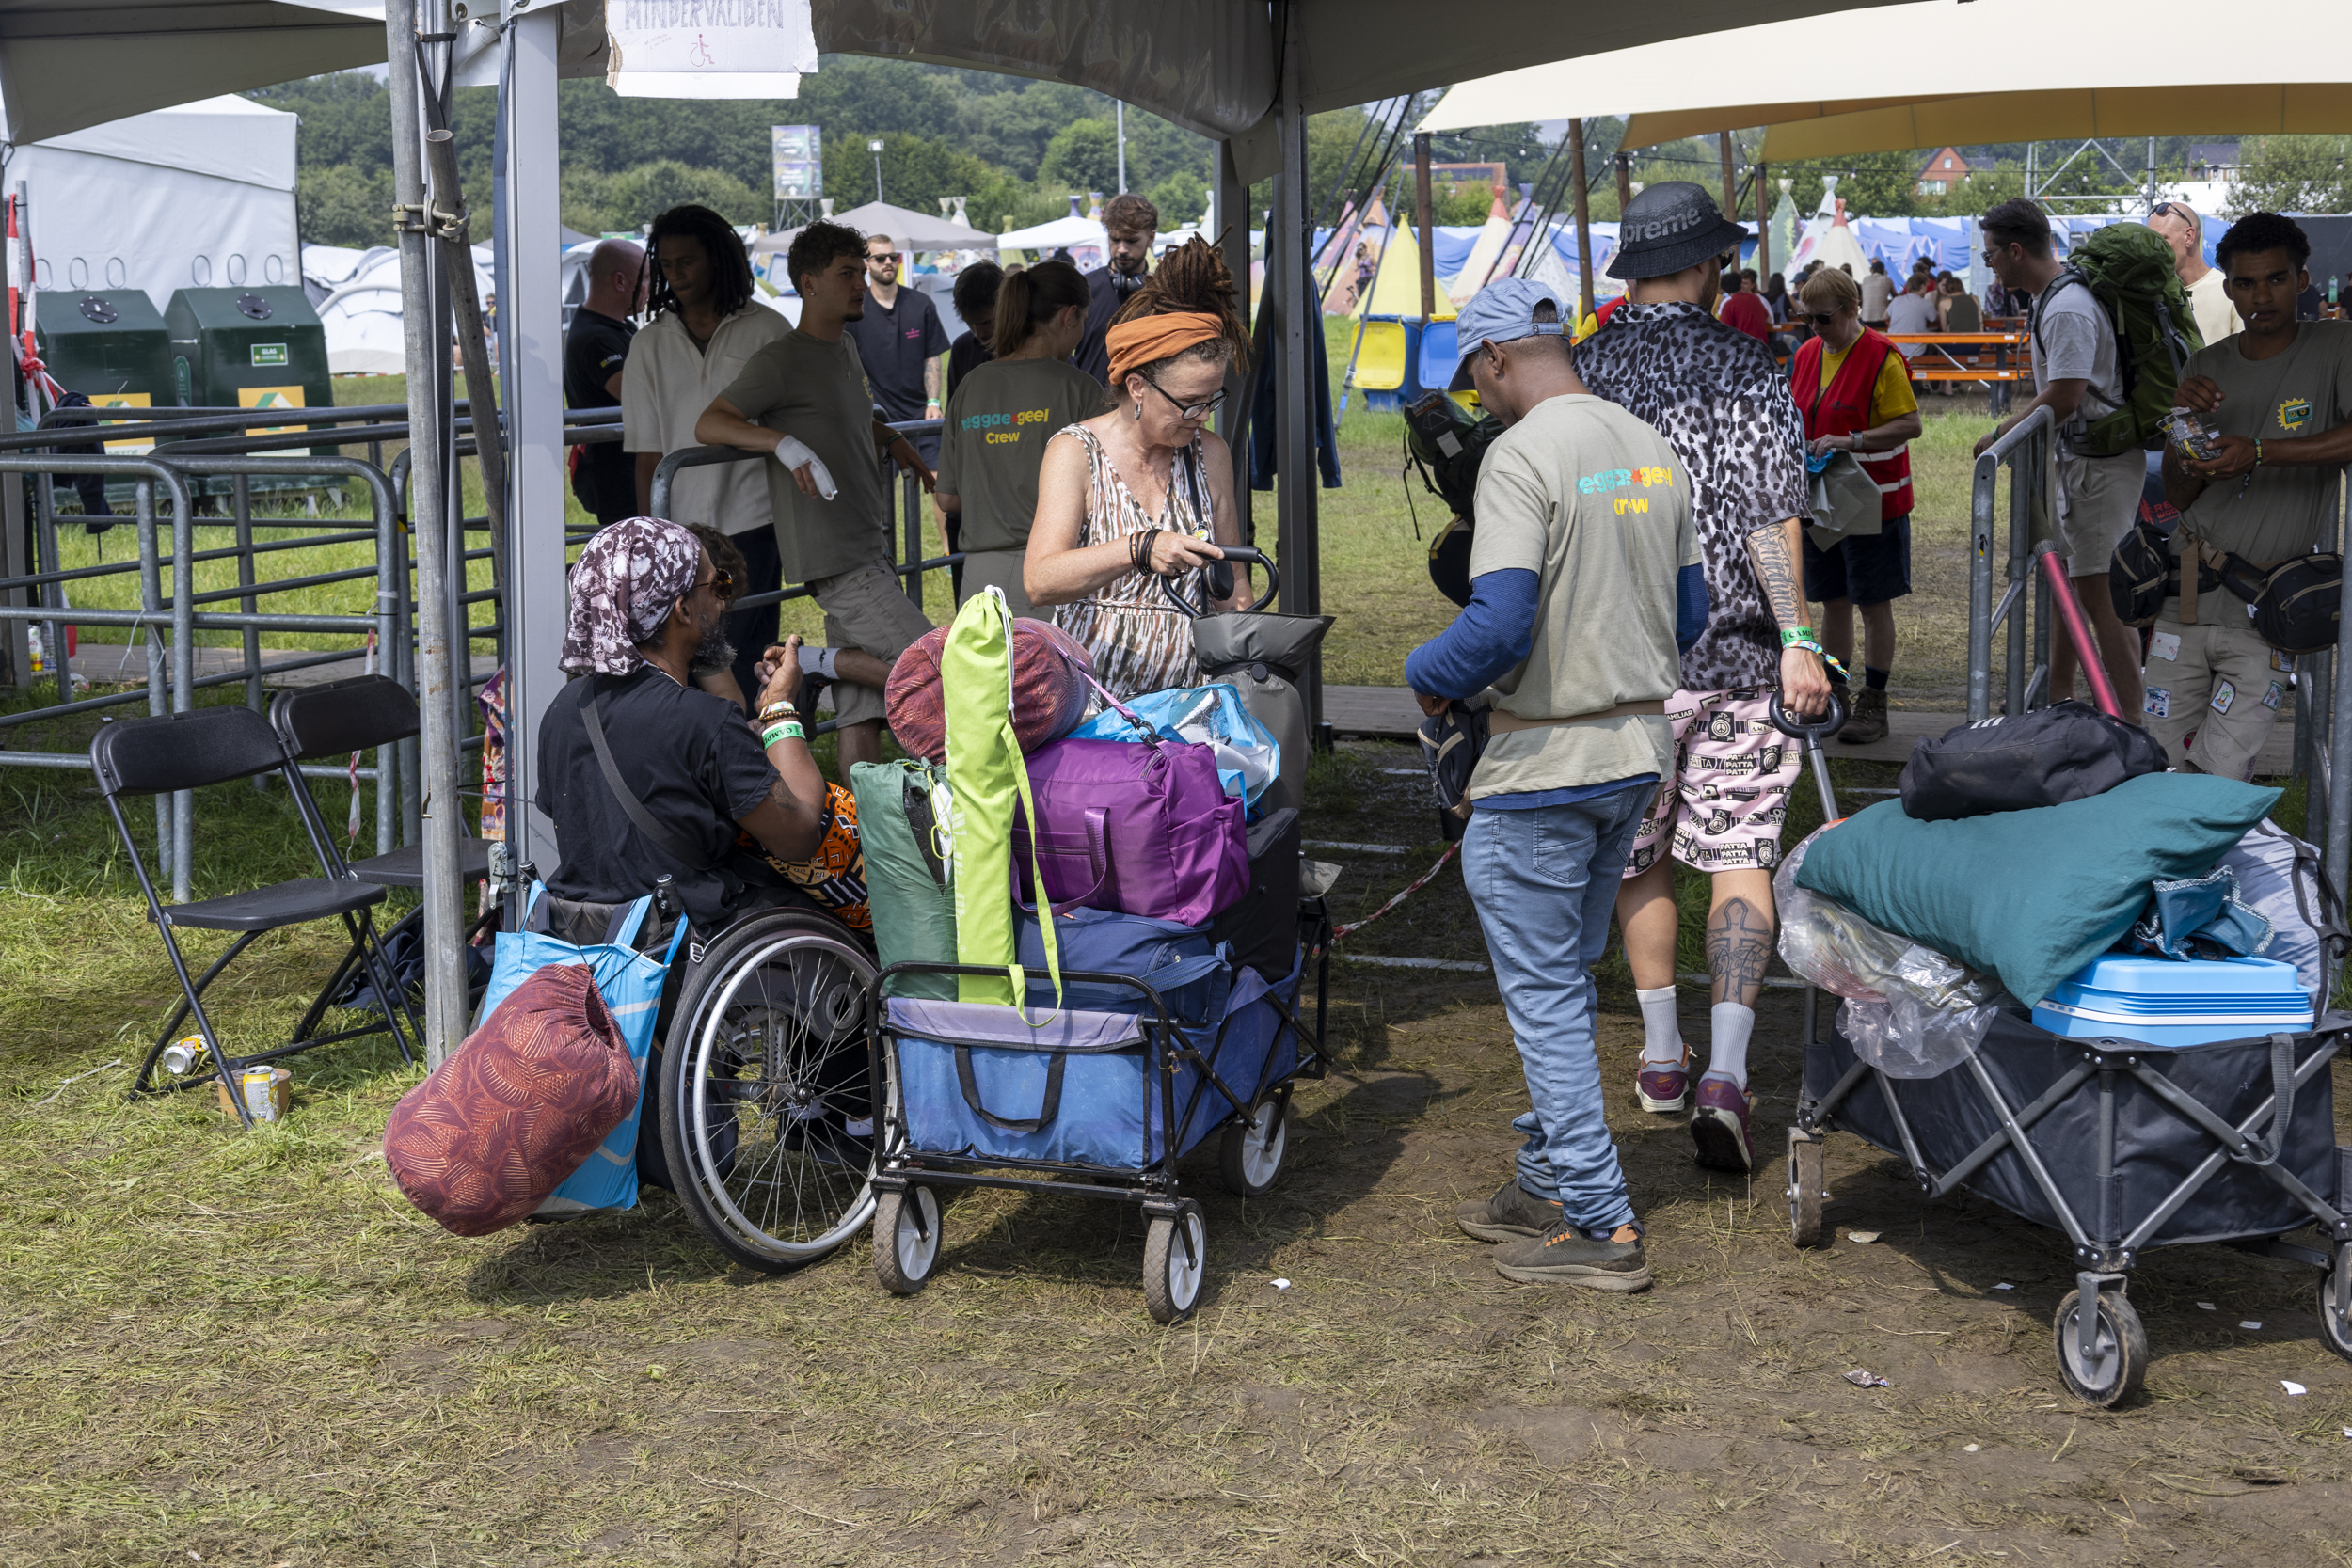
[474, 883, 689, 1218]
[1068, 682, 1281, 813]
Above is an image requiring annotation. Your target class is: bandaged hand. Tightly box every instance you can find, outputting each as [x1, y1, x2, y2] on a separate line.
[773, 436, 837, 499]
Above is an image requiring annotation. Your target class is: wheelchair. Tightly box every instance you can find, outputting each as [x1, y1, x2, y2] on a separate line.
[651, 901, 891, 1274]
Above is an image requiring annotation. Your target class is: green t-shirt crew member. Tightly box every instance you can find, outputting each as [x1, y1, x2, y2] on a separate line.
[932, 261, 1108, 618]
[2158, 212, 2352, 781]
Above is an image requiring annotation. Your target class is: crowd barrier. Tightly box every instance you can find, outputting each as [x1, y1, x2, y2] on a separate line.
[0, 406, 959, 901]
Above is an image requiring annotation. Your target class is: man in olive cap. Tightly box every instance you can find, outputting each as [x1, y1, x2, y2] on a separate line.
[1577, 181, 1832, 1176]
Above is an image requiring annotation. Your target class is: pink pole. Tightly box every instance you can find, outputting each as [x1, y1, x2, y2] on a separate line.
[2036, 543, 2122, 719]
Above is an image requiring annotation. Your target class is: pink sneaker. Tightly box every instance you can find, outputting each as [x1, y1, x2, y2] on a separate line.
[1636, 1053, 1690, 1114]
[1690, 1074, 1755, 1171]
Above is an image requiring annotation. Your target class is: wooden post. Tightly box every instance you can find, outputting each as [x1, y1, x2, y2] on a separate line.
[1756, 160, 1772, 279]
[1615, 150, 1633, 211]
[1720, 131, 1738, 219]
[1568, 118, 1595, 325]
[1414, 131, 1436, 323]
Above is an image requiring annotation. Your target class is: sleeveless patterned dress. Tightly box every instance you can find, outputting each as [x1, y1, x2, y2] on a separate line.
[1051, 422, 1213, 700]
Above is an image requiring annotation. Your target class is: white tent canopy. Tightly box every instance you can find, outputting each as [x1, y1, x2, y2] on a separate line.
[1418, 0, 2352, 148]
[20, 94, 299, 312]
[998, 214, 1109, 253]
[749, 199, 997, 256]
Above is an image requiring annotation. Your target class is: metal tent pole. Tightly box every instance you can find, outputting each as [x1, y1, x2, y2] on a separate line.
[1414, 132, 1435, 325]
[1213, 137, 1252, 528]
[1272, 1, 1320, 734]
[388, 0, 467, 1067]
[496, 7, 570, 894]
[1568, 119, 1595, 323]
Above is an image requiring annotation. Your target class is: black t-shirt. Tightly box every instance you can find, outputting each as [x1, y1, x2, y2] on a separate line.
[564, 308, 636, 515]
[842, 287, 951, 421]
[1073, 264, 1151, 385]
[534, 668, 782, 929]
[946, 330, 993, 399]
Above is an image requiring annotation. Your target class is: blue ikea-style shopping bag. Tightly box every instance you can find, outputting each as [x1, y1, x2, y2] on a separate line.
[474, 884, 688, 1218]
[1067, 682, 1281, 813]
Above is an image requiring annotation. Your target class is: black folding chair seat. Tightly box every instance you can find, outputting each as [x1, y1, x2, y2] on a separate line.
[91, 702, 421, 1126]
[268, 675, 493, 888]
[346, 837, 493, 890]
[161, 876, 388, 933]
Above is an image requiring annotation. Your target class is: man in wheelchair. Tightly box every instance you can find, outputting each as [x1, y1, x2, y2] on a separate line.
[534, 519, 884, 1259]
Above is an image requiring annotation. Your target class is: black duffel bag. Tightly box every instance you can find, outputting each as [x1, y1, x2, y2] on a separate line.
[1899, 701, 2168, 821]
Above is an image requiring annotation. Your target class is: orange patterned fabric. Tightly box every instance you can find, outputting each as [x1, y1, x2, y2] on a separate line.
[383, 964, 637, 1236]
[748, 781, 871, 929]
[1105, 311, 1225, 386]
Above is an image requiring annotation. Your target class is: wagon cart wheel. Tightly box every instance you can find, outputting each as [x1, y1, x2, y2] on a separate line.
[1787, 1126, 1826, 1249]
[1143, 1201, 1207, 1324]
[2318, 1247, 2352, 1366]
[873, 1184, 942, 1296]
[1218, 1098, 1289, 1197]
[2053, 1287, 2148, 1408]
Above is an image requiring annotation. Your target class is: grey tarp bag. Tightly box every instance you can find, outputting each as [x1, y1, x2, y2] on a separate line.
[1804, 450, 1883, 551]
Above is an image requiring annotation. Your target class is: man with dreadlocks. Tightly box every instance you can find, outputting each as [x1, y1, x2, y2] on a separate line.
[624, 204, 792, 708]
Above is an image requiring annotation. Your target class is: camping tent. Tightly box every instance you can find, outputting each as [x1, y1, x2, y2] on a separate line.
[17, 95, 298, 314]
[305, 242, 499, 375]
[750, 199, 997, 256]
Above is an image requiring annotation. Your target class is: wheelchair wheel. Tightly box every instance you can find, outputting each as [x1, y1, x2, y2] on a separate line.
[873, 1184, 941, 1295]
[660, 911, 884, 1274]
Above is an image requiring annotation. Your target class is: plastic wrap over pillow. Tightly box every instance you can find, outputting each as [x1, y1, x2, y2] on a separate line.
[885, 617, 1096, 764]
[1776, 827, 2003, 1079]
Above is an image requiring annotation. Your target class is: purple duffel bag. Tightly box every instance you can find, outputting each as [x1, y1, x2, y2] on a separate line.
[1015, 734, 1248, 926]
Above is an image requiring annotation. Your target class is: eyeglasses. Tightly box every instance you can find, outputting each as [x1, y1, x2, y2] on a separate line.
[1137, 375, 1227, 422]
[867, 251, 900, 263]
[697, 568, 736, 598]
[1979, 245, 2011, 264]
[1799, 311, 1843, 327]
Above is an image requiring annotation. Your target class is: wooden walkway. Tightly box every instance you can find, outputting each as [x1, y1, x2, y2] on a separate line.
[1322, 686, 2298, 776]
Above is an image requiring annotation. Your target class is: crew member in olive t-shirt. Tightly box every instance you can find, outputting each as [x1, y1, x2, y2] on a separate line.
[934, 261, 1106, 617]
[2157, 213, 2352, 782]
[695, 222, 936, 773]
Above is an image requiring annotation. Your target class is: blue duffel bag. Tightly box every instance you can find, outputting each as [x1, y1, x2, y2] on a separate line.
[1013, 902, 1232, 1022]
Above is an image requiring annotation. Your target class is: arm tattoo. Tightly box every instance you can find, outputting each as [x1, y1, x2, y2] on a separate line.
[764, 776, 799, 815]
[1707, 895, 1774, 1006]
[1746, 521, 1806, 630]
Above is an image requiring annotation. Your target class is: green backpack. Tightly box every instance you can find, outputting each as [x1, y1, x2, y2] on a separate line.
[2032, 223, 2205, 458]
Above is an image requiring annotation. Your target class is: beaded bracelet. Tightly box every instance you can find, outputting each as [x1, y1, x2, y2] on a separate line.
[762, 720, 807, 747]
[755, 700, 796, 725]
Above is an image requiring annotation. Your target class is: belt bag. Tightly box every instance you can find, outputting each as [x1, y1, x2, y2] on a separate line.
[2212, 547, 2344, 656]
[1016, 725, 1248, 928]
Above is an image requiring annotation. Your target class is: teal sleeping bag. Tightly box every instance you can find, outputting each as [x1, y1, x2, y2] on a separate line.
[1795, 772, 2279, 1006]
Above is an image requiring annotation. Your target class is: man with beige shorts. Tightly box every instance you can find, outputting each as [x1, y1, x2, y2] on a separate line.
[1976, 198, 2145, 721]
[2151, 213, 2352, 779]
[697, 220, 936, 770]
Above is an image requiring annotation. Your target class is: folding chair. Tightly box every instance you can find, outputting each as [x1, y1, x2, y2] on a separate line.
[92, 705, 419, 1127]
[268, 676, 498, 1018]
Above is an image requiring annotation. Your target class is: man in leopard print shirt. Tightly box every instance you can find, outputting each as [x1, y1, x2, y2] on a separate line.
[1576, 182, 1833, 1176]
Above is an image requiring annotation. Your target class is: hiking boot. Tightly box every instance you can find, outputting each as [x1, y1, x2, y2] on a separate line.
[1637, 1052, 1691, 1114]
[1840, 685, 1888, 745]
[1455, 1179, 1564, 1243]
[1492, 1220, 1652, 1291]
[1690, 1075, 1756, 1172]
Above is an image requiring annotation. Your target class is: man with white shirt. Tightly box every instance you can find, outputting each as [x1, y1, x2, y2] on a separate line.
[1883, 276, 1939, 384]
[624, 204, 792, 708]
[1860, 260, 1894, 329]
[2150, 200, 2241, 347]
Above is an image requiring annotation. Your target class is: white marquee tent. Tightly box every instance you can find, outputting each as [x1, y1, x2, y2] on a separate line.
[16, 95, 299, 314]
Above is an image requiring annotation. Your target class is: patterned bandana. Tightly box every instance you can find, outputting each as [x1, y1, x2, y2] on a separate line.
[559, 516, 703, 675]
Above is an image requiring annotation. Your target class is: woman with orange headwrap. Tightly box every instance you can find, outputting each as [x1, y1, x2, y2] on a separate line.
[1024, 236, 1255, 699]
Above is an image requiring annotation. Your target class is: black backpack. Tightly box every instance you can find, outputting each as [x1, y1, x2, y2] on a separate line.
[1402, 389, 1505, 606]
[1899, 702, 2168, 821]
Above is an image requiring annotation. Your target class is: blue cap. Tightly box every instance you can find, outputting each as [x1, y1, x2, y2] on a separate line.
[1450, 277, 1565, 390]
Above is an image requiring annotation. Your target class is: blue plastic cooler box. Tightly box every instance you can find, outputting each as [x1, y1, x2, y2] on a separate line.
[2031, 955, 2313, 1048]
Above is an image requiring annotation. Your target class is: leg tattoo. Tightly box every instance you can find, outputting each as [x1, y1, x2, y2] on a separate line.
[1707, 896, 1773, 1006]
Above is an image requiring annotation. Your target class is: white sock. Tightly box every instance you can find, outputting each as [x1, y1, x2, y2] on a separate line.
[1705, 1002, 1756, 1087]
[798, 644, 839, 680]
[1637, 986, 1684, 1066]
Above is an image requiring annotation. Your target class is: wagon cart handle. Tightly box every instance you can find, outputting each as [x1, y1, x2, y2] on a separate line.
[1158, 546, 1280, 619]
[1769, 687, 1849, 826]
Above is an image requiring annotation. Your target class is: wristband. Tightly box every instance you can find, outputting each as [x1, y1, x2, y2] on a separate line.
[1780, 626, 1819, 647]
[2255, 438, 2265, 467]
[762, 721, 807, 747]
[1782, 639, 1848, 679]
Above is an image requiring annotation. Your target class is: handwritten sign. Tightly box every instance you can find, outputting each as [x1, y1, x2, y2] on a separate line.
[607, 0, 817, 99]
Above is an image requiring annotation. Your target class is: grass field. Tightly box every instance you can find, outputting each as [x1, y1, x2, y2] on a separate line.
[7, 338, 2351, 1567]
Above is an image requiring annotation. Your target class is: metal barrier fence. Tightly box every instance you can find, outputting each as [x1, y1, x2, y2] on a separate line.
[0, 409, 962, 902]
